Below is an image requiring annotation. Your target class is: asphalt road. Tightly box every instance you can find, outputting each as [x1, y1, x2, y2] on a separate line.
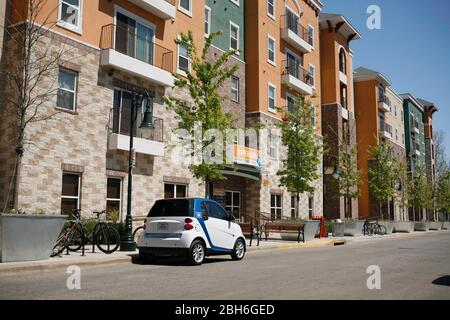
[1, 232, 450, 300]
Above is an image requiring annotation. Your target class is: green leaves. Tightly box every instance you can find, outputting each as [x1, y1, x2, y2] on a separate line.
[277, 95, 322, 196]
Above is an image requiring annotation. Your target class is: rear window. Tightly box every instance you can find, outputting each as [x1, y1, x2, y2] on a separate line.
[147, 199, 193, 217]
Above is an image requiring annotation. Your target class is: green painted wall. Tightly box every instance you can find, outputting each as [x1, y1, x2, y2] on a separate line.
[403, 99, 425, 171]
[205, 0, 245, 60]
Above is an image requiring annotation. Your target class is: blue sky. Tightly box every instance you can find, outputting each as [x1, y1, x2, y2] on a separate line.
[322, 0, 450, 158]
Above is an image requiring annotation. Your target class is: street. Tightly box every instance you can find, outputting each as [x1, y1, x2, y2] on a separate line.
[1, 232, 450, 300]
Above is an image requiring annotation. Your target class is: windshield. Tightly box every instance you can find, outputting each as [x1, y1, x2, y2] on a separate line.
[147, 199, 193, 217]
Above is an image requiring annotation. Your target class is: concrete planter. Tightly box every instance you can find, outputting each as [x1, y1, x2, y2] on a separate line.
[0, 214, 67, 262]
[429, 222, 442, 230]
[280, 221, 320, 242]
[414, 221, 431, 232]
[344, 220, 365, 237]
[332, 222, 345, 237]
[394, 221, 415, 233]
[378, 221, 395, 234]
[442, 222, 450, 230]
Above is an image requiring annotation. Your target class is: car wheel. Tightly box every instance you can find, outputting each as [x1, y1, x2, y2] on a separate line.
[189, 240, 206, 265]
[138, 251, 154, 263]
[231, 238, 245, 261]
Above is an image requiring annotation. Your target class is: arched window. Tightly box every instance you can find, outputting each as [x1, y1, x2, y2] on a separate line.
[339, 48, 346, 74]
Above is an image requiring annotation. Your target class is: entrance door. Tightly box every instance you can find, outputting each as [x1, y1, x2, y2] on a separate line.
[225, 191, 241, 221]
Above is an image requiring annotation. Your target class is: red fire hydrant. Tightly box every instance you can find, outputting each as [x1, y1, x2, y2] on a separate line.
[312, 216, 328, 238]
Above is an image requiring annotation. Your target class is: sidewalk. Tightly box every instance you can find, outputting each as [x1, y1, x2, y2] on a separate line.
[0, 237, 344, 275]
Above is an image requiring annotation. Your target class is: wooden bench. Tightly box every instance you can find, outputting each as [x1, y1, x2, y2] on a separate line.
[262, 222, 305, 243]
[238, 222, 260, 247]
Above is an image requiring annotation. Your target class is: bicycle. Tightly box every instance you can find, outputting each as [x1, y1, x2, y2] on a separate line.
[133, 223, 146, 245]
[363, 219, 387, 236]
[51, 209, 121, 256]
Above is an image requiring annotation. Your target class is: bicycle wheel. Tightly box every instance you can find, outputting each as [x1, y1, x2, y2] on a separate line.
[95, 223, 120, 254]
[51, 226, 73, 257]
[377, 225, 387, 235]
[68, 224, 84, 252]
[133, 226, 145, 245]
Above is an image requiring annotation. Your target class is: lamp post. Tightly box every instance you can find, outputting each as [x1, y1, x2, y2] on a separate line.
[324, 155, 340, 180]
[120, 89, 154, 252]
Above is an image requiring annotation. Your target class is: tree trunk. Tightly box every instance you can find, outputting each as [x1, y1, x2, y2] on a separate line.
[296, 193, 300, 220]
[10, 148, 24, 211]
[344, 196, 348, 219]
[379, 201, 382, 220]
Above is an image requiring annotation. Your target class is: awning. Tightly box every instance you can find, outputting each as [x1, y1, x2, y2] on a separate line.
[220, 164, 261, 182]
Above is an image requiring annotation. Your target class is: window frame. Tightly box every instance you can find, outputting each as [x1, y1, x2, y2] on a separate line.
[231, 76, 240, 103]
[177, 41, 191, 76]
[61, 172, 81, 215]
[290, 196, 297, 219]
[204, 5, 211, 37]
[57, 67, 78, 112]
[308, 196, 314, 219]
[307, 24, 314, 47]
[268, 83, 277, 113]
[267, 0, 276, 20]
[164, 183, 188, 199]
[309, 64, 316, 89]
[267, 34, 276, 66]
[268, 131, 278, 160]
[178, 0, 193, 17]
[106, 177, 122, 214]
[229, 21, 240, 53]
[270, 194, 283, 221]
[58, 0, 83, 34]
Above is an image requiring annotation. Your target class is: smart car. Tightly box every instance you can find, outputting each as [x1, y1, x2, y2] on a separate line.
[137, 198, 246, 265]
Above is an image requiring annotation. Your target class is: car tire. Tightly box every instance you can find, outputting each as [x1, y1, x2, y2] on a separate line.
[188, 240, 206, 266]
[138, 251, 154, 263]
[231, 238, 246, 261]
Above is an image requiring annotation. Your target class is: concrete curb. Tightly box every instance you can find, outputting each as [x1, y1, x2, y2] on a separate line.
[247, 238, 346, 251]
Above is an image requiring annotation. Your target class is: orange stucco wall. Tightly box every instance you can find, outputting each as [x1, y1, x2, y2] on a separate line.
[245, 0, 321, 132]
[354, 79, 378, 217]
[11, 0, 205, 71]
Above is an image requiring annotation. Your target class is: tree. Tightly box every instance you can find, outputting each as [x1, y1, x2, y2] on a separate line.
[436, 171, 450, 218]
[407, 163, 429, 221]
[368, 142, 397, 220]
[163, 31, 238, 198]
[434, 131, 450, 219]
[276, 94, 322, 219]
[1, 0, 79, 211]
[394, 160, 409, 221]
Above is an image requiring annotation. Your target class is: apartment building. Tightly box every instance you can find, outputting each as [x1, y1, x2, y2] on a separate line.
[354, 67, 406, 218]
[384, 87, 407, 220]
[418, 99, 438, 185]
[0, 0, 213, 217]
[319, 13, 361, 220]
[245, 0, 324, 220]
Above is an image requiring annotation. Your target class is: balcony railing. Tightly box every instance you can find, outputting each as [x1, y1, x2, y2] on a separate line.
[282, 59, 313, 86]
[280, 14, 311, 45]
[100, 24, 173, 73]
[110, 108, 164, 143]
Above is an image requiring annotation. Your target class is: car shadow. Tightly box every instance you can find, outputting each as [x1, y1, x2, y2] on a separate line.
[432, 275, 450, 287]
[131, 255, 232, 266]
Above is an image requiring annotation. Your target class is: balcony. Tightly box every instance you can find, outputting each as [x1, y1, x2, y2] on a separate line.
[281, 60, 313, 95]
[100, 24, 174, 87]
[380, 122, 392, 140]
[227, 145, 262, 169]
[128, 0, 176, 19]
[108, 108, 164, 157]
[280, 15, 313, 53]
[378, 95, 391, 113]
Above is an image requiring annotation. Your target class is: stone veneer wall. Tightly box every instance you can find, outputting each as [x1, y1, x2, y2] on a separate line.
[0, 27, 205, 218]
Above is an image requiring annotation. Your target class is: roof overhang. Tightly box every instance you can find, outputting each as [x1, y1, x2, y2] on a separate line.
[354, 72, 391, 87]
[400, 93, 425, 112]
[307, 0, 324, 13]
[319, 13, 362, 42]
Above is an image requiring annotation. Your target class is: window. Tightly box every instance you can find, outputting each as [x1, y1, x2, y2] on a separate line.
[204, 6, 211, 37]
[230, 22, 240, 52]
[340, 84, 347, 108]
[57, 68, 77, 111]
[401, 110, 404, 122]
[149, 199, 193, 217]
[286, 93, 296, 114]
[309, 64, 315, 88]
[268, 83, 276, 113]
[267, 0, 275, 19]
[268, 132, 278, 159]
[178, 0, 192, 16]
[307, 25, 314, 47]
[231, 76, 239, 102]
[177, 42, 190, 75]
[267, 35, 276, 65]
[113, 88, 148, 137]
[308, 196, 314, 219]
[164, 183, 188, 199]
[106, 178, 122, 214]
[339, 48, 346, 74]
[311, 105, 317, 127]
[270, 194, 282, 221]
[59, 0, 82, 31]
[291, 196, 297, 219]
[116, 12, 154, 64]
[225, 191, 240, 219]
[206, 202, 228, 221]
[394, 105, 398, 117]
[61, 172, 80, 217]
[395, 129, 398, 141]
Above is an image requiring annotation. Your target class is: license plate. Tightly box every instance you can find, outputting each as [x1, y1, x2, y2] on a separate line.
[159, 222, 169, 231]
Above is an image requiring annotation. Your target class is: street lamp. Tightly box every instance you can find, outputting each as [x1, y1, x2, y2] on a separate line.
[324, 155, 340, 180]
[120, 89, 154, 252]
